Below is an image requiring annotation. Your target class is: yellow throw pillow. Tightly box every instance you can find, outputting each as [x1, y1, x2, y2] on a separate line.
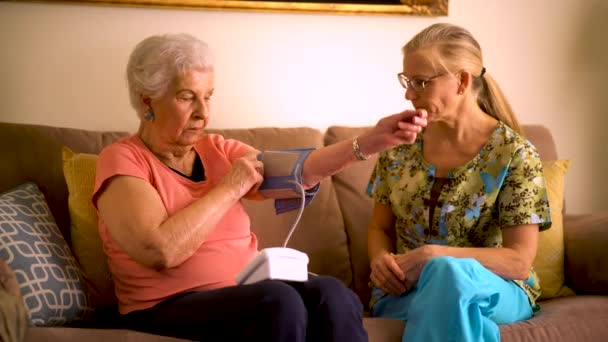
[62, 146, 116, 307]
[534, 159, 575, 300]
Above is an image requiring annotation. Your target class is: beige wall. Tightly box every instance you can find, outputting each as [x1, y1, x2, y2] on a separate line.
[1, 0, 606, 214]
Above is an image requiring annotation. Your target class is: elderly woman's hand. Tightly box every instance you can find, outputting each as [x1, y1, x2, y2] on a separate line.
[220, 150, 264, 198]
[358, 109, 427, 157]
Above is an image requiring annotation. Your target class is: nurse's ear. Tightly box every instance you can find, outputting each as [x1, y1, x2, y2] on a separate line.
[456, 71, 472, 95]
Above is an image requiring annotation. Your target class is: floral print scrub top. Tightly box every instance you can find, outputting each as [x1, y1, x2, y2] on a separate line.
[367, 121, 552, 306]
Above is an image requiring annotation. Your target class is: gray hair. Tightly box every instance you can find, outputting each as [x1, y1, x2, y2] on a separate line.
[126, 33, 214, 117]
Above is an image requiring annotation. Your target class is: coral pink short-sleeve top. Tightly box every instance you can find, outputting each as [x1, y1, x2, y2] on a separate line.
[93, 134, 258, 314]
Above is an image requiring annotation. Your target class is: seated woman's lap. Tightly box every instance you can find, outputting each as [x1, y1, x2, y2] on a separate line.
[372, 257, 533, 342]
[121, 275, 366, 342]
[287, 275, 367, 341]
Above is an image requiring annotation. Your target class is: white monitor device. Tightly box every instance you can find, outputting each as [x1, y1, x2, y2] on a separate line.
[235, 247, 309, 285]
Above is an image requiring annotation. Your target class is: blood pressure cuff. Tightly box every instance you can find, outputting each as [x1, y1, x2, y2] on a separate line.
[258, 148, 320, 214]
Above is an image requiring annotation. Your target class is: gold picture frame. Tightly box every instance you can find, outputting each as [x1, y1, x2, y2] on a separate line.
[16, 0, 448, 16]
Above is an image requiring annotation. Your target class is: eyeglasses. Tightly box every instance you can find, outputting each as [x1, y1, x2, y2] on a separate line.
[397, 73, 445, 92]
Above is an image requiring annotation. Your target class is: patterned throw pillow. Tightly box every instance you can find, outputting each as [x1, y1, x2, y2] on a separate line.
[0, 182, 90, 326]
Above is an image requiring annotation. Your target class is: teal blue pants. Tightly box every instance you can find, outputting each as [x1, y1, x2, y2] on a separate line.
[371, 256, 533, 342]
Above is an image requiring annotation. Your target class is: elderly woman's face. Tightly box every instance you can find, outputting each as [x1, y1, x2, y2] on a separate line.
[402, 50, 459, 122]
[148, 68, 214, 146]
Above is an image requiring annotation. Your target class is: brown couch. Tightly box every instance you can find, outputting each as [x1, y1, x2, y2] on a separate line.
[1, 121, 607, 342]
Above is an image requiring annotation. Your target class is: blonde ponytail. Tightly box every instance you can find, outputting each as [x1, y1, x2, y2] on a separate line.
[478, 73, 522, 134]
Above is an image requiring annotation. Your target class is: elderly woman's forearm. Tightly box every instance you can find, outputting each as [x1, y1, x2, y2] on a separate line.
[301, 139, 359, 188]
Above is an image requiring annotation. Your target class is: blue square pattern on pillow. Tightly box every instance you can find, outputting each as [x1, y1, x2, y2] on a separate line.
[0, 182, 91, 326]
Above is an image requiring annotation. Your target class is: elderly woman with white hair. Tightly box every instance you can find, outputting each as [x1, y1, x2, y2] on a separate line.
[92, 33, 427, 341]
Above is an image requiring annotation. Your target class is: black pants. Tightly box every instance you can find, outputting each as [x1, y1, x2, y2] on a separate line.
[122, 275, 368, 342]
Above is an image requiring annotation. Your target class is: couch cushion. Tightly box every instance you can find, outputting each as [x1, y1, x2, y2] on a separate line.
[62, 147, 117, 308]
[57, 126, 352, 298]
[0, 123, 129, 245]
[324, 126, 376, 306]
[501, 295, 608, 341]
[25, 327, 189, 342]
[534, 160, 575, 300]
[207, 127, 352, 284]
[521, 125, 558, 161]
[0, 182, 91, 326]
[363, 317, 405, 342]
[563, 211, 608, 295]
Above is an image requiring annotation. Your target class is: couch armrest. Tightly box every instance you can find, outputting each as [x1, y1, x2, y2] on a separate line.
[1, 258, 28, 342]
[563, 211, 608, 295]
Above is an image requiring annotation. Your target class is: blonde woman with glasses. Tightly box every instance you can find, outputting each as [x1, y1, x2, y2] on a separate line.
[367, 23, 551, 342]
